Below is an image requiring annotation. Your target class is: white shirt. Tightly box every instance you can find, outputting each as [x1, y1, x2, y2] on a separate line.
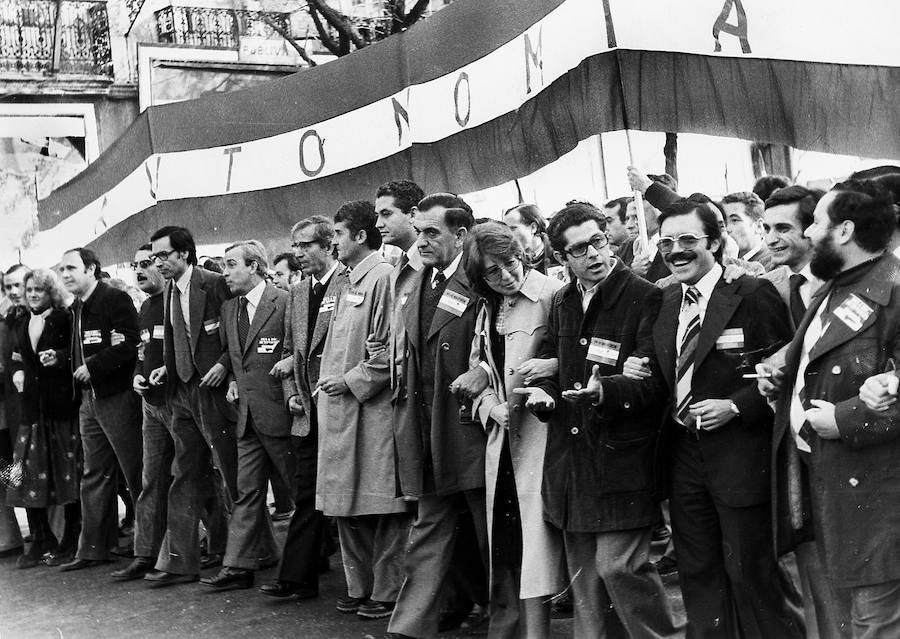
[28, 308, 51, 352]
[789, 293, 831, 453]
[242, 280, 266, 324]
[577, 279, 602, 313]
[172, 265, 194, 336]
[794, 263, 818, 308]
[312, 261, 339, 288]
[675, 263, 722, 354]
[742, 241, 764, 262]
[893, 244, 900, 259]
[430, 252, 462, 288]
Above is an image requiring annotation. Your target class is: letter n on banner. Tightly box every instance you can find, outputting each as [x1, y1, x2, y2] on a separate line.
[524, 26, 543, 94]
[712, 0, 751, 53]
[392, 95, 409, 146]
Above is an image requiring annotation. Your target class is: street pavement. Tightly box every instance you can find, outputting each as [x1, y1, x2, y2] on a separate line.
[0, 515, 684, 638]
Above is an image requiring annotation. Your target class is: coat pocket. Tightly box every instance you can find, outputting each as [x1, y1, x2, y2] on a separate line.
[599, 433, 655, 493]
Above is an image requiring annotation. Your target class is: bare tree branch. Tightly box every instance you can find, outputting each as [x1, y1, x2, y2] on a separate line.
[306, 0, 368, 50]
[256, 12, 317, 67]
[403, 0, 431, 29]
[307, 2, 341, 56]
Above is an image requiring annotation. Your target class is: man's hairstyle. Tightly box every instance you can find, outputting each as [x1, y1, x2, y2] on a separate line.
[547, 203, 607, 254]
[273, 252, 301, 272]
[464, 221, 526, 299]
[64, 247, 102, 280]
[150, 226, 197, 265]
[657, 199, 724, 262]
[648, 173, 678, 191]
[375, 180, 425, 215]
[849, 166, 900, 221]
[752, 175, 791, 202]
[137, 243, 152, 252]
[5, 263, 28, 277]
[504, 203, 547, 235]
[225, 240, 270, 274]
[418, 193, 475, 231]
[764, 185, 822, 231]
[290, 215, 334, 248]
[603, 196, 632, 224]
[24, 268, 67, 310]
[335, 200, 382, 250]
[202, 257, 224, 273]
[721, 191, 765, 222]
[825, 180, 895, 253]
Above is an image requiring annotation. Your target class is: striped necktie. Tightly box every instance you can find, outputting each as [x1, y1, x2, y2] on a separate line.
[675, 286, 701, 427]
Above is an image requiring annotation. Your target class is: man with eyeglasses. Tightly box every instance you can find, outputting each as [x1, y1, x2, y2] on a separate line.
[631, 199, 804, 638]
[517, 203, 682, 637]
[142, 226, 236, 586]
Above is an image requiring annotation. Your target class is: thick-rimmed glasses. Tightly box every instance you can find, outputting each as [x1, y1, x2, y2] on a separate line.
[564, 234, 609, 258]
[130, 259, 153, 271]
[150, 249, 178, 263]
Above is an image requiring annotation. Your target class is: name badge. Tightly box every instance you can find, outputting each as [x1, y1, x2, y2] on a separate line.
[345, 290, 365, 306]
[83, 329, 102, 345]
[715, 327, 745, 350]
[400, 294, 409, 307]
[318, 295, 336, 314]
[586, 337, 621, 366]
[152, 325, 164, 340]
[437, 289, 469, 317]
[204, 318, 220, 334]
[257, 336, 280, 354]
[140, 329, 151, 343]
[833, 293, 873, 332]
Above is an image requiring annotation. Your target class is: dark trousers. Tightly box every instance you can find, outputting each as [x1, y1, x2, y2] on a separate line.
[156, 378, 235, 574]
[76, 388, 142, 561]
[134, 400, 173, 558]
[670, 431, 805, 639]
[276, 421, 327, 589]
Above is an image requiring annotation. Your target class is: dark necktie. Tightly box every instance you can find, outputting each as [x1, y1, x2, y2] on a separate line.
[399, 252, 409, 272]
[789, 273, 807, 328]
[237, 296, 250, 351]
[72, 302, 84, 372]
[171, 285, 194, 383]
[432, 271, 446, 288]
[312, 281, 325, 300]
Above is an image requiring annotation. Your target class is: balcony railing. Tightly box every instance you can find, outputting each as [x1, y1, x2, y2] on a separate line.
[155, 6, 292, 49]
[0, 0, 112, 76]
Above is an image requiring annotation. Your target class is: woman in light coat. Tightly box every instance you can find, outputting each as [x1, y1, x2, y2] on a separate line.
[456, 222, 564, 638]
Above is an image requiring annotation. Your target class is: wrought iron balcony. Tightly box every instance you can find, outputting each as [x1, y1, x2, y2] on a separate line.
[155, 5, 293, 49]
[0, 0, 112, 77]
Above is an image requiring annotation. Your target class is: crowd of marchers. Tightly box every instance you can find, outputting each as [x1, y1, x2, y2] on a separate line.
[1, 165, 899, 639]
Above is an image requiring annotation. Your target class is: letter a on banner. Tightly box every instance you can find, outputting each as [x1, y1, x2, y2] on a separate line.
[524, 26, 543, 94]
[712, 0, 751, 53]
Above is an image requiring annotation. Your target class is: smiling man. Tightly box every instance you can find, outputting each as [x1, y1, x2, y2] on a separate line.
[648, 199, 803, 638]
[722, 191, 774, 269]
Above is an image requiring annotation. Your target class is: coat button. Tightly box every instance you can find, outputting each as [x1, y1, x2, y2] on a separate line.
[507, 368, 515, 376]
[570, 426, 579, 435]
[623, 401, 631, 409]
[579, 338, 587, 346]
[831, 365, 841, 375]
[441, 342, 450, 351]
[573, 382, 582, 390]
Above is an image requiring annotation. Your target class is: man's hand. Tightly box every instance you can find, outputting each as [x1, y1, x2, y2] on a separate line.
[517, 358, 558, 385]
[318, 375, 349, 396]
[488, 403, 509, 429]
[689, 399, 736, 431]
[561, 364, 604, 404]
[73, 364, 91, 384]
[12, 370, 24, 394]
[859, 372, 899, 411]
[287, 395, 305, 416]
[38, 349, 58, 367]
[627, 166, 652, 194]
[755, 362, 784, 400]
[806, 399, 840, 439]
[630, 250, 651, 277]
[365, 332, 387, 359]
[133, 374, 149, 396]
[512, 387, 555, 411]
[622, 356, 652, 381]
[148, 365, 167, 386]
[199, 362, 226, 387]
[722, 263, 749, 283]
[226, 381, 239, 403]
[269, 357, 293, 379]
[449, 367, 489, 398]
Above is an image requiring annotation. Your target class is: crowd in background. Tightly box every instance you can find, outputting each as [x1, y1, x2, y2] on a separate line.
[1, 164, 899, 639]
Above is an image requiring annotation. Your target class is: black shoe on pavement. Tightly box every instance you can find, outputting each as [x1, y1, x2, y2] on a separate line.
[59, 557, 111, 572]
[258, 579, 317, 599]
[111, 557, 155, 581]
[357, 599, 395, 619]
[460, 603, 490, 632]
[200, 567, 254, 590]
[336, 595, 368, 614]
[200, 553, 223, 570]
[655, 555, 678, 576]
[143, 570, 199, 586]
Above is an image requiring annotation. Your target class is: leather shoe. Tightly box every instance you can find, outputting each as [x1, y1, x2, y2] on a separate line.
[111, 557, 154, 581]
[199, 553, 223, 570]
[60, 557, 111, 572]
[200, 567, 254, 590]
[144, 570, 198, 586]
[259, 579, 317, 599]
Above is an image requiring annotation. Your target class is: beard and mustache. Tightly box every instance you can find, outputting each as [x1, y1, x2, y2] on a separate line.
[809, 233, 845, 281]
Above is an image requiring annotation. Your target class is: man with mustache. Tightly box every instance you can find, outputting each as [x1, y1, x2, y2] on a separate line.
[758, 180, 900, 637]
[647, 199, 803, 638]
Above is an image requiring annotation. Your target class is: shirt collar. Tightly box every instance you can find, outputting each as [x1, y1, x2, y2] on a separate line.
[517, 268, 544, 302]
[742, 241, 763, 261]
[431, 251, 463, 284]
[406, 246, 424, 271]
[175, 265, 193, 294]
[798, 263, 815, 283]
[80, 279, 99, 303]
[682, 262, 722, 302]
[313, 261, 338, 287]
[243, 280, 266, 307]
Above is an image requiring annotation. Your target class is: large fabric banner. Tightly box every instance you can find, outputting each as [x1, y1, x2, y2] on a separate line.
[37, 0, 900, 263]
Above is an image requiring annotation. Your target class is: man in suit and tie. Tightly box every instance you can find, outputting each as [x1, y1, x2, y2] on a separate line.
[200, 241, 293, 590]
[143, 226, 234, 586]
[650, 200, 804, 638]
[722, 191, 775, 270]
[387, 194, 489, 639]
[759, 181, 900, 637]
[258, 216, 345, 599]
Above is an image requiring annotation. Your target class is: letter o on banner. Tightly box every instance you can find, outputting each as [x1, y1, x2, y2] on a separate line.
[454, 72, 471, 127]
[298, 129, 326, 178]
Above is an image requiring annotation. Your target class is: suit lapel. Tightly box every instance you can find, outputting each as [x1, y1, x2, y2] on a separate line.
[403, 269, 426, 351]
[189, 268, 206, 352]
[427, 271, 473, 342]
[295, 281, 311, 360]
[243, 285, 276, 355]
[309, 267, 345, 356]
[694, 279, 741, 370]
[653, 285, 681, 390]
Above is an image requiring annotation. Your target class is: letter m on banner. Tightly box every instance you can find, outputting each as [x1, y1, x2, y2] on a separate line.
[524, 26, 543, 94]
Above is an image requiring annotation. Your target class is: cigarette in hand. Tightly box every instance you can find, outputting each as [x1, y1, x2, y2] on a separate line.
[742, 372, 773, 379]
[696, 414, 703, 430]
